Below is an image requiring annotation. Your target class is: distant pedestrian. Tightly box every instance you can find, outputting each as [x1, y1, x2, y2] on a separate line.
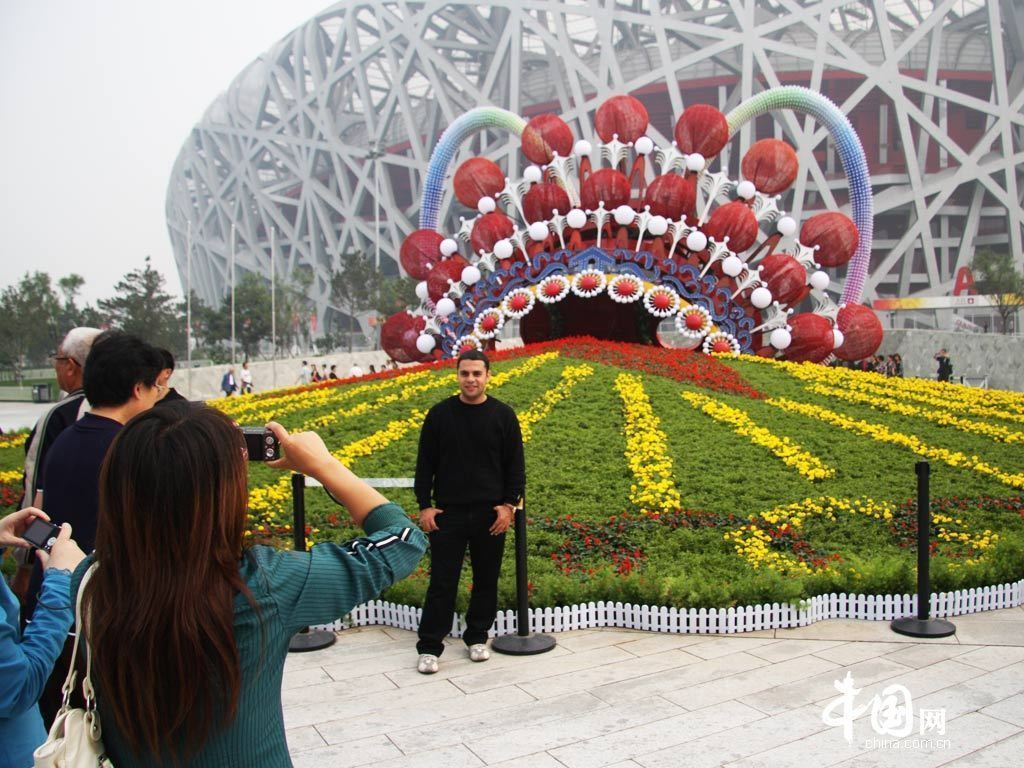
[892, 353, 904, 377]
[349, 363, 364, 378]
[368, 364, 377, 375]
[328, 365, 338, 379]
[221, 367, 237, 397]
[240, 362, 254, 394]
[155, 348, 187, 403]
[310, 363, 322, 382]
[298, 361, 312, 385]
[934, 349, 953, 382]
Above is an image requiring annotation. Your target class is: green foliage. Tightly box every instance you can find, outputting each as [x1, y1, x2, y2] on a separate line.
[971, 248, 1024, 333]
[98, 256, 184, 353]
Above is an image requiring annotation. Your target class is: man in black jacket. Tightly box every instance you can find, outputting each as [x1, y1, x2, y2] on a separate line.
[414, 349, 525, 673]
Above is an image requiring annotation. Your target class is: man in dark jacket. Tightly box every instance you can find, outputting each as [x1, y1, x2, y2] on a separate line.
[413, 349, 524, 674]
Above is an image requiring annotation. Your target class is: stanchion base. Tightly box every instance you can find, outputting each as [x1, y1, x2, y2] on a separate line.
[289, 629, 337, 653]
[890, 617, 956, 638]
[492, 632, 557, 656]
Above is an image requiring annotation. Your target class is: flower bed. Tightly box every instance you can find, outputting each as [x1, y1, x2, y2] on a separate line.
[3, 341, 1023, 614]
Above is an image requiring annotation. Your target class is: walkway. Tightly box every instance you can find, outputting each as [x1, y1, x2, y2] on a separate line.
[282, 606, 1024, 767]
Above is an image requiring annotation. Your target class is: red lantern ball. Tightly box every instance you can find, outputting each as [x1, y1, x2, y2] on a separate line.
[643, 174, 697, 220]
[522, 114, 575, 164]
[480, 314, 498, 331]
[522, 182, 572, 223]
[470, 211, 514, 255]
[580, 168, 631, 211]
[381, 312, 427, 364]
[785, 313, 834, 363]
[674, 105, 729, 158]
[595, 95, 650, 143]
[399, 230, 444, 280]
[579, 274, 600, 291]
[801, 212, 859, 268]
[760, 252, 810, 307]
[453, 157, 505, 209]
[703, 201, 759, 253]
[741, 139, 799, 195]
[834, 303, 883, 361]
[711, 339, 734, 354]
[652, 292, 672, 310]
[427, 256, 468, 303]
[684, 312, 705, 330]
[509, 293, 529, 311]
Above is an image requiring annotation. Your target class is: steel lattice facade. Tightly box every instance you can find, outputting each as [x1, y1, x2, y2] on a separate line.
[166, 0, 1024, 336]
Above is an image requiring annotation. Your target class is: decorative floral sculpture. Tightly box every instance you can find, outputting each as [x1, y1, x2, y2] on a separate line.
[381, 87, 883, 363]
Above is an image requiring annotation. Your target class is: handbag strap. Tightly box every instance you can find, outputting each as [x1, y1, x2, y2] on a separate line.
[59, 561, 98, 712]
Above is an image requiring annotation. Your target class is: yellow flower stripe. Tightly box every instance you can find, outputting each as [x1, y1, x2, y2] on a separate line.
[725, 495, 999, 575]
[518, 363, 594, 443]
[680, 391, 834, 481]
[0, 469, 22, 485]
[767, 396, 1024, 490]
[0, 433, 28, 450]
[213, 371, 432, 423]
[806, 382, 1024, 444]
[739, 355, 1024, 424]
[614, 373, 681, 515]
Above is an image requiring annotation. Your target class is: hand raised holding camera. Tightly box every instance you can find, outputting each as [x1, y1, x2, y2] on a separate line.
[0, 507, 51, 549]
[36, 522, 86, 572]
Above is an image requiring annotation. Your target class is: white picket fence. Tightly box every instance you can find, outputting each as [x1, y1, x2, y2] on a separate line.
[311, 578, 1024, 635]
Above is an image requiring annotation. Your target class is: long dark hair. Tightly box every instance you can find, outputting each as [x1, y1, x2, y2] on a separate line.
[84, 403, 253, 760]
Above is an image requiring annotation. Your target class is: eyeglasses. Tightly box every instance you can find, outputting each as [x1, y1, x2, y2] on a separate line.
[49, 354, 76, 364]
[154, 384, 168, 395]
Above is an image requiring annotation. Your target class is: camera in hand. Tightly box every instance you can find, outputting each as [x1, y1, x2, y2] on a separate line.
[23, 518, 62, 552]
[241, 426, 281, 462]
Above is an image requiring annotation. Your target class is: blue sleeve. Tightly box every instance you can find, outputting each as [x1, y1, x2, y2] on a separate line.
[251, 503, 426, 632]
[0, 570, 73, 718]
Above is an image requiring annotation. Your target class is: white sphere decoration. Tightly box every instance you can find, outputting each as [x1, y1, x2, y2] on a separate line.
[435, 297, 456, 317]
[613, 205, 636, 226]
[832, 328, 845, 349]
[751, 286, 773, 309]
[439, 238, 458, 257]
[686, 230, 708, 252]
[686, 153, 705, 172]
[461, 265, 481, 285]
[415, 334, 436, 354]
[721, 255, 744, 277]
[523, 165, 543, 184]
[809, 270, 830, 291]
[493, 239, 514, 259]
[647, 215, 669, 237]
[769, 327, 792, 350]
[566, 208, 588, 229]
[736, 180, 756, 200]
[414, 281, 429, 301]
[574, 140, 592, 157]
[634, 136, 654, 155]
[528, 221, 549, 241]
[477, 196, 496, 214]
[777, 216, 798, 237]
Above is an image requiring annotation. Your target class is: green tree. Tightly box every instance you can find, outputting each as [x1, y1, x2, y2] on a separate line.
[0, 272, 63, 382]
[219, 272, 273, 360]
[330, 251, 379, 352]
[971, 249, 1024, 334]
[55, 274, 103, 331]
[97, 256, 184, 352]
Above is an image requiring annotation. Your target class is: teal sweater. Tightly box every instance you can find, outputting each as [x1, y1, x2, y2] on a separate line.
[71, 503, 426, 767]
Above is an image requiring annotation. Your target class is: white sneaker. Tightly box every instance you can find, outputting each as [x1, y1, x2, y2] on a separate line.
[468, 643, 490, 662]
[417, 654, 439, 674]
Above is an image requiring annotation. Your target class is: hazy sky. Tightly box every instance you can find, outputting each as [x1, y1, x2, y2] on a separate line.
[0, 0, 333, 304]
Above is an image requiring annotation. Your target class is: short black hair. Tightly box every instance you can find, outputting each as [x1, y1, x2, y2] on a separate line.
[456, 349, 490, 371]
[84, 332, 164, 407]
[158, 348, 175, 371]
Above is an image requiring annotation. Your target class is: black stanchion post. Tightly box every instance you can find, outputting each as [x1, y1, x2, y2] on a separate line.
[492, 495, 556, 655]
[891, 461, 956, 638]
[288, 472, 337, 652]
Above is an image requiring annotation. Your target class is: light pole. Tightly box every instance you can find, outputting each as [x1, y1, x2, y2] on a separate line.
[230, 223, 236, 365]
[186, 220, 192, 397]
[367, 144, 383, 270]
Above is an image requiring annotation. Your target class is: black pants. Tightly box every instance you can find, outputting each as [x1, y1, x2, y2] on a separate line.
[417, 504, 506, 656]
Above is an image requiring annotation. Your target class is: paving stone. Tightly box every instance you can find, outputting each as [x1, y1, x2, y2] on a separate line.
[946, 618, 1024, 646]
[518, 648, 703, 699]
[282, 664, 333, 690]
[879, 643, 980, 669]
[284, 725, 327, 753]
[812, 642, 908, 666]
[939, 730, 1024, 766]
[486, 752, 569, 768]
[590, 652, 769, 704]
[954, 645, 1024, 671]
[289, 733, 403, 768]
[910, 662, 1024, 722]
[746, 639, 846, 663]
[282, 676, 461, 729]
[448, 645, 635, 695]
[314, 685, 534, 745]
[613, 632, 709, 656]
[661, 655, 840, 711]
[979, 692, 1024, 727]
[774, 620, 956, 643]
[280, 671, 395, 709]
[384, 644, 575, 690]
[549, 700, 766, 768]
[683, 636, 781, 660]
[466, 695, 683, 764]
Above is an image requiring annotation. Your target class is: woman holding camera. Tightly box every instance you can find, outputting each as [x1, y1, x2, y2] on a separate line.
[0, 509, 85, 768]
[70, 403, 426, 766]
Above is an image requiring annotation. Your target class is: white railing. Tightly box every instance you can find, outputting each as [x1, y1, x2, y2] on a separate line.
[311, 579, 1024, 636]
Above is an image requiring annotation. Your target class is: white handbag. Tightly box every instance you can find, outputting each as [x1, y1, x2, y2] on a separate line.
[34, 563, 115, 767]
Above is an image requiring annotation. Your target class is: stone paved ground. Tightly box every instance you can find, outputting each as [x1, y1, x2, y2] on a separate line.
[282, 606, 1024, 767]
